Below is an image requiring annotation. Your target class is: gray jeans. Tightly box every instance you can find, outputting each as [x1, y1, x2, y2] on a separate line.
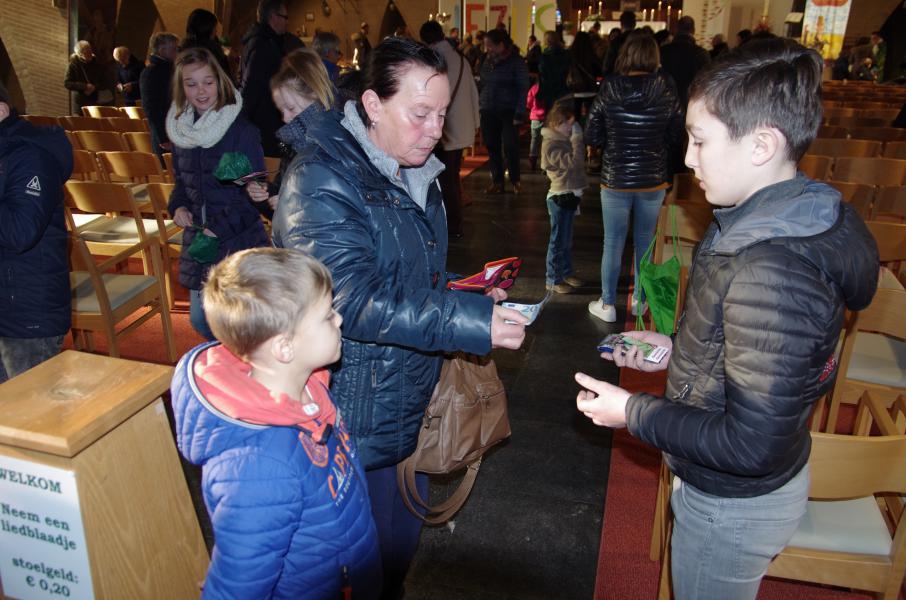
[0, 335, 66, 383]
[670, 465, 809, 600]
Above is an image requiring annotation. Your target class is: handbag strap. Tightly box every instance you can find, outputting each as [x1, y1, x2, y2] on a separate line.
[449, 52, 466, 107]
[396, 455, 482, 525]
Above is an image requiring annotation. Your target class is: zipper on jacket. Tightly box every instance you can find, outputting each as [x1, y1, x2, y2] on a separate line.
[371, 365, 377, 388]
[674, 383, 691, 401]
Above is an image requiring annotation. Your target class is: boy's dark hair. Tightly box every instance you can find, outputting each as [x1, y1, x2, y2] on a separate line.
[688, 38, 823, 162]
[620, 11, 636, 30]
[419, 20, 445, 46]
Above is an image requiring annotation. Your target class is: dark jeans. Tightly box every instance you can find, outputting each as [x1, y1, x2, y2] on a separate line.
[480, 110, 520, 186]
[545, 194, 578, 285]
[365, 464, 428, 600]
[0, 335, 65, 383]
[436, 147, 464, 236]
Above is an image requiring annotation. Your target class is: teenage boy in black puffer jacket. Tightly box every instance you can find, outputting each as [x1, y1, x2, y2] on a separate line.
[574, 39, 879, 600]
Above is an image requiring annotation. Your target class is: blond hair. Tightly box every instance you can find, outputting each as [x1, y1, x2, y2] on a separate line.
[270, 48, 334, 111]
[545, 100, 575, 128]
[203, 248, 333, 358]
[171, 46, 236, 117]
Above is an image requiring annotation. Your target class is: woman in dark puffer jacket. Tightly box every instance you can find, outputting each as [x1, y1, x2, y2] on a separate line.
[585, 30, 684, 323]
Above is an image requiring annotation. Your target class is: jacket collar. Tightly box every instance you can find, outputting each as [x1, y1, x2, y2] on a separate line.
[339, 101, 444, 210]
[709, 175, 839, 254]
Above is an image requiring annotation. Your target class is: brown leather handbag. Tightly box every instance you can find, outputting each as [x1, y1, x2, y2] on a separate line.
[396, 352, 511, 524]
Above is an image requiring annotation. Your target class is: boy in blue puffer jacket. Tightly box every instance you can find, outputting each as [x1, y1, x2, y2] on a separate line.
[171, 247, 380, 599]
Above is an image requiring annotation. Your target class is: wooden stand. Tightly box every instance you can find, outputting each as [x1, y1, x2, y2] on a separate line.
[0, 351, 208, 599]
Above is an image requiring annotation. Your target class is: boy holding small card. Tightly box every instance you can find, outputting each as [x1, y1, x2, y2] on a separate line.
[574, 39, 878, 599]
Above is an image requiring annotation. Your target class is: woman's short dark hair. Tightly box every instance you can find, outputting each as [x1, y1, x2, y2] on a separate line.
[419, 20, 445, 45]
[484, 28, 512, 48]
[186, 9, 218, 42]
[356, 36, 447, 126]
[688, 38, 823, 162]
[615, 29, 659, 75]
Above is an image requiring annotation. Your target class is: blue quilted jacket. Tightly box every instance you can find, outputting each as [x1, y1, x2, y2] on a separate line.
[271, 106, 493, 470]
[171, 342, 381, 599]
[167, 114, 269, 290]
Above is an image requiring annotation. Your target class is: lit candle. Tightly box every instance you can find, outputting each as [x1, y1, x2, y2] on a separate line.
[578, 9, 582, 23]
[429, 13, 433, 21]
[658, 1, 662, 18]
[598, 1, 602, 14]
[666, 6, 672, 21]
[678, 9, 682, 18]
[644, 9, 649, 20]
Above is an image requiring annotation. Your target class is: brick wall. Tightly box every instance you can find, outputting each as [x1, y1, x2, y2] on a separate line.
[0, 0, 70, 116]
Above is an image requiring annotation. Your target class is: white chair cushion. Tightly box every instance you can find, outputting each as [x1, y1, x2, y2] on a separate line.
[878, 267, 905, 291]
[78, 216, 172, 244]
[71, 213, 104, 230]
[847, 332, 906, 388]
[70, 271, 157, 313]
[787, 496, 892, 556]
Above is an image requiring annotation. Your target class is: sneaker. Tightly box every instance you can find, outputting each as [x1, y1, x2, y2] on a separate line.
[588, 299, 617, 323]
[485, 183, 504, 194]
[563, 276, 584, 288]
[512, 181, 523, 194]
[548, 282, 573, 294]
[631, 297, 648, 317]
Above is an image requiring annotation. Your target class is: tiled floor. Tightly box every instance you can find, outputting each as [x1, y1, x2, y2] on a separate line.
[404, 159, 634, 599]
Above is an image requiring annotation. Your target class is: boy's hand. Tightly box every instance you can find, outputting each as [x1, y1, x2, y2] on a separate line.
[575, 372, 630, 428]
[173, 206, 193, 228]
[247, 181, 269, 203]
[602, 329, 672, 372]
[491, 305, 526, 349]
[485, 287, 508, 303]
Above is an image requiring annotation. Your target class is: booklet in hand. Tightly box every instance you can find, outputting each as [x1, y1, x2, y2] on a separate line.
[448, 257, 522, 292]
[231, 171, 270, 186]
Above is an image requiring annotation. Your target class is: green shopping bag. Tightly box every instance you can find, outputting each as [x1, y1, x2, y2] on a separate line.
[636, 204, 682, 335]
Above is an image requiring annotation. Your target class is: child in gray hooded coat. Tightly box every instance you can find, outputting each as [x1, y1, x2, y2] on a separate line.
[541, 101, 587, 294]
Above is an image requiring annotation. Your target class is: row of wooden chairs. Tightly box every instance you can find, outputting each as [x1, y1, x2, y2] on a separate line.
[67, 130, 156, 153]
[823, 115, 898, 129]
[64, 180, 178, 363]
[81, 105, 145, 119]
[798, 156, 906, 186]
[71, 149, 173, 187]
[22, 114, 150, 133]
[823, 106, 901, 122]
[818, 125, 906, 144]
[823, 100, 905, 110]
[808, 137, 906, 159]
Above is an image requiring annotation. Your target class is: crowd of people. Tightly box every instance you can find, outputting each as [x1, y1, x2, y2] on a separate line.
[1, 2, 898, 598]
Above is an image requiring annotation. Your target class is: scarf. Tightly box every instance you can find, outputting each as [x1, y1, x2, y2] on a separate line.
[166, 90, 244, 149]
[194, 344, 337, 443]
[276, 102, 327, 153]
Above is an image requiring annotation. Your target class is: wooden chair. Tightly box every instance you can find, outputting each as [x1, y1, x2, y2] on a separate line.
[264, 156, 281, 184]
[105, 117, 148, 133]
[872, 186, 906, 223]
[60, 115, 111, 131]
[64, 182, 177, 363]
[74, 130, 128, 152]
[666, 172, 708, 205]
[817, 125, 847, 139]
[120, 106, 146, 120]
[830, 116, 891, 129]
[123, 132, 154, 154]
[883, 142, 906, 160]
[82, 105, 122, 118]
[22, 115, 59, 127]
[765, 413, 906, 599]
[652, 202, 713, 265]
[144, 183, 182, 308]
[859, 108, 903, 125]
[65, 130, 82, 151]
[833, 158, 906, 186]
[820, 284, 906, 434]
[822, 106, 856, 120]
[70, 149, 105, 182]
[96, 151, 167, 185]
[808, 138, 882, 158]
[848, 127, 906, 144]
[798, 154, 833, 180]
[163, 153, 174, 180]
[825, 180, 874, 219]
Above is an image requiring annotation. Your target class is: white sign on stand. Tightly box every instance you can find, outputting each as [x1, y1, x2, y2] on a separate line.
[0, 456, 94, 600]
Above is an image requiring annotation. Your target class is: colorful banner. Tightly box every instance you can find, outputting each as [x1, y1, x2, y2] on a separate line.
[801, 0, 852, 60]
